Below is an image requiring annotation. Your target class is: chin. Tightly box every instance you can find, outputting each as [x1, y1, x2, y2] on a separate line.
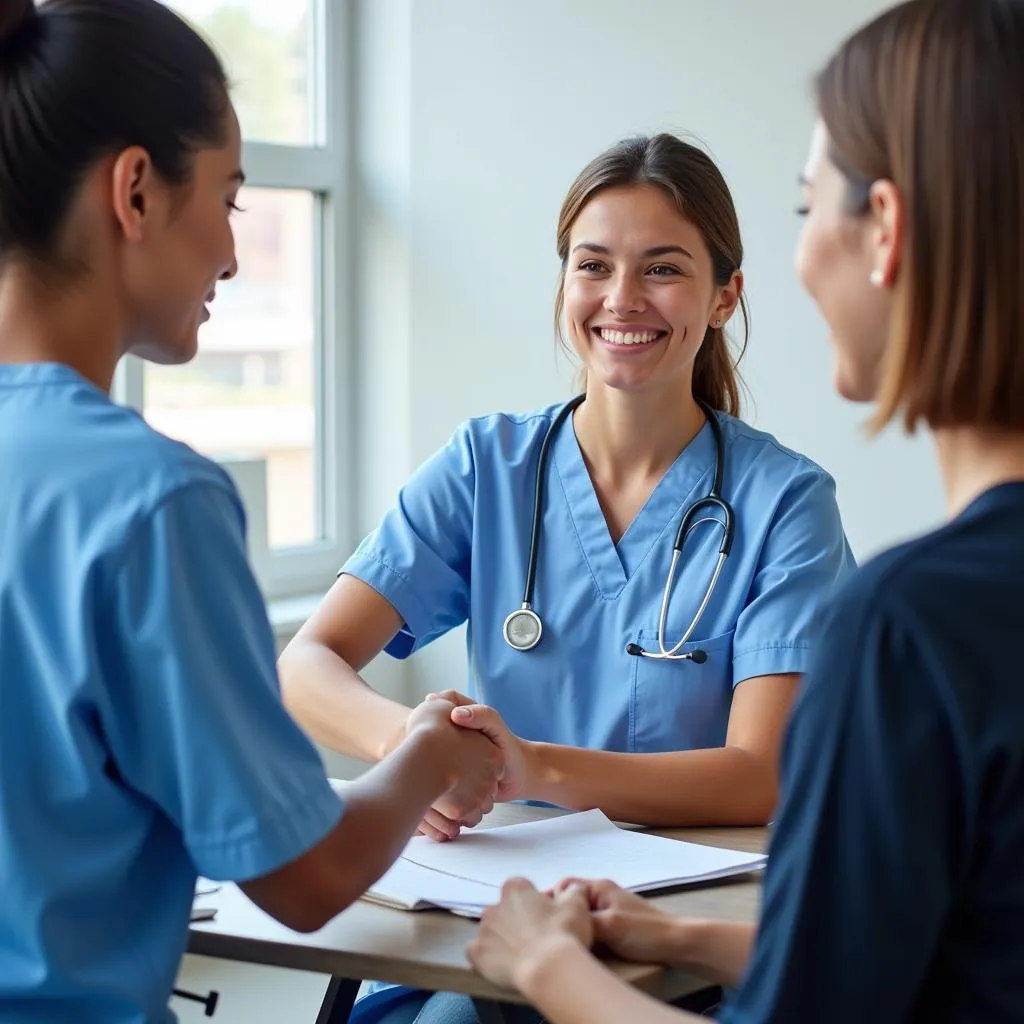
[129, 334, 198, 366]
[592, 373, 652, 395]
[833, 363, 878, 404]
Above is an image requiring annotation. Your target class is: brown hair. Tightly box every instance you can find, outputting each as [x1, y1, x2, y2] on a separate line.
[554, 134, 748, 416]
[817, 0, 1024, 434]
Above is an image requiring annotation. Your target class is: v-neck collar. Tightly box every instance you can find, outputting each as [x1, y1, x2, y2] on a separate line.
[551, 410, 721, 598]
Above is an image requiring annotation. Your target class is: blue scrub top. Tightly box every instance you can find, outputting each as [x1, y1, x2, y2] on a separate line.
[343, 403, 855, 754]
[722, 483, 1024, 1022]
[0, 364, 343, 1023]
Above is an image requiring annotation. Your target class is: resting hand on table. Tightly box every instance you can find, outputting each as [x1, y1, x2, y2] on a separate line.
[403, 695, 504, 842]
[467, 879, 594, 990]
[553, 878, 683, 965]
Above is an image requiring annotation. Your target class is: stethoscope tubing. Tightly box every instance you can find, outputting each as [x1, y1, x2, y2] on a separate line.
[504, 395, 735, 659]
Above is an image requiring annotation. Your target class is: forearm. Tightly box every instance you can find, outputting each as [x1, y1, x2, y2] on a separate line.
[527, 744, 776, 826]
[664, 919, 755, 989]
[278, 640, 410, 762]
[516, 937, 704, 1024]
[323, 729, 455, 906]
[240, 727, 455, 929]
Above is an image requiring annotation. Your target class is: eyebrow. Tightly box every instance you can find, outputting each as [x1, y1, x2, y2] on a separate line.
[229, 170, 246, 184]
[571, 242, 695, 260]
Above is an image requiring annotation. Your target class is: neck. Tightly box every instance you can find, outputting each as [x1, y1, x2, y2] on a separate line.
[572, 381, 706, 485]
[0, 265, 123, 392]
[932, 426, 1024, 518]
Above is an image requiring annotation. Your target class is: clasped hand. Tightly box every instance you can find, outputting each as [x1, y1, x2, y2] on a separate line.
[467, 877, 680, 990]
[407, 689, 532, 842]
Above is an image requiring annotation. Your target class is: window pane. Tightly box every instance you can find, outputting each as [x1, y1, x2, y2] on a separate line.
[163, 0, 313, 146]
[145, 188, 318, 550]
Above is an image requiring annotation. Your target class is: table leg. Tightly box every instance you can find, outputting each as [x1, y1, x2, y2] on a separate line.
[316, 977, 360, 1024]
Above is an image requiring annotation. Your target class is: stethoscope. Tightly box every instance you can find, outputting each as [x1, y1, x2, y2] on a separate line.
[501, 395, 735, 663]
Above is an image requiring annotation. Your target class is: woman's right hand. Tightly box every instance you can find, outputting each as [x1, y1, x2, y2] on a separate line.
[554, 878, 683, 965]
[403, 695, 505, 841]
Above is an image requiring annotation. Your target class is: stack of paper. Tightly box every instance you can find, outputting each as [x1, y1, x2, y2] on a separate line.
[363, 809, 765, 917]
[192, 881, 220, 923]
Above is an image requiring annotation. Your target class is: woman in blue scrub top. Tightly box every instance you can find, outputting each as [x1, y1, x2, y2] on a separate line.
[0, 2, 502, 1020]
[466, 1, 1024, 1022]
[281, 133, 854, 1023]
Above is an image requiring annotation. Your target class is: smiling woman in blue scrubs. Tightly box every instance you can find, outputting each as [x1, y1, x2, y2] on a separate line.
[280, 132, 855, 1024]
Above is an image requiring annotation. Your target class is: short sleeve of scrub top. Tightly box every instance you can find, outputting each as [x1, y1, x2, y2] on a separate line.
[99, 481, 343, 882]
[342, 419, 479, 659]
[730, 464, 851, 684]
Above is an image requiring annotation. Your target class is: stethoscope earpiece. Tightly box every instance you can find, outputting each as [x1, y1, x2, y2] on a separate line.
[502, 396, 735, 662]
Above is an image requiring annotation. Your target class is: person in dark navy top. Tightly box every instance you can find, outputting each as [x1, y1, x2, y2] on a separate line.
[462, 2, 1024, 1022]
[725, 481, 1024, 1021]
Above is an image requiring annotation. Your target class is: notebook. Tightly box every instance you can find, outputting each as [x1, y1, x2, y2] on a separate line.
[363, 808, 765, 917]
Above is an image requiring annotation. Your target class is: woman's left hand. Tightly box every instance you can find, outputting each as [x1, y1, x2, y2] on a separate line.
[430, 690, 534, 803]
[467, 879, 594, 990]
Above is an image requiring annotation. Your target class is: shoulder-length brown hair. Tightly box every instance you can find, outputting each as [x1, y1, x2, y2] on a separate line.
[817, 0, 1024, 434]
[554, 134, 749, 417]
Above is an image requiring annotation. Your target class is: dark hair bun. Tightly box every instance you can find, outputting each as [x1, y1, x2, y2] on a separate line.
[0, 0, 35, 52]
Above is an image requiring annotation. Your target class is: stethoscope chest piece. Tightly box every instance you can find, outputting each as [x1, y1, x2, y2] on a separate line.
[501, 394, 733, 660]
[502, 606, 543, 651]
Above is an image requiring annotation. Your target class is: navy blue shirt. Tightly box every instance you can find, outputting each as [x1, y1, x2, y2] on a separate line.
[723, 482, 1024, 1022]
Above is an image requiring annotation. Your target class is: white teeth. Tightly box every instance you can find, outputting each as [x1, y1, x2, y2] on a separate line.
[598, 328, 661, 346]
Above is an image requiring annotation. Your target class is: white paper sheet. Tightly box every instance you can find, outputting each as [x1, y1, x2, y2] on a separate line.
[365, 809, 764, 916]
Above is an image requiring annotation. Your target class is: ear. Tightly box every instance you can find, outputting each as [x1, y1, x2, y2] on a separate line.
[110, 146, 161, 244]
[711, 269, 743, 328]
[867, 179, 904, 288]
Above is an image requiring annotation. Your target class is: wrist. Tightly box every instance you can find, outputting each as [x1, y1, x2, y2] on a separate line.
[662, 917, 712, 971]
[522, 741, 561, 802]
[513, 932, 588, 1000]
[401, 723, 461, 792]
[377, 709, 412, 762]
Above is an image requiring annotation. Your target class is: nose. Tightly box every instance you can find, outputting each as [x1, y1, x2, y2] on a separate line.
[604, 270, 645, 317]
[220, 256, 239, 282]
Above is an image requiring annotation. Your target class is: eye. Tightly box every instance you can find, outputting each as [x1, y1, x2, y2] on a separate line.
[577, 260, 607, 273]
[795, 205, 810, 217]
[227, 200, 245, 214]
[647, 264, 682, 277]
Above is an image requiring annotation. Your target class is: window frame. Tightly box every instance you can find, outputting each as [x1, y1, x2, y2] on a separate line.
[117, 0, 354, 604]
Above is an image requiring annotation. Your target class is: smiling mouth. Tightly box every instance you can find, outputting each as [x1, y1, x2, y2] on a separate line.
[593, 327, 668, 347]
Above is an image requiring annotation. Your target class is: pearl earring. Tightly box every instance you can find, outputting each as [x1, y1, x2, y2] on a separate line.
[870, 268, 885, 287]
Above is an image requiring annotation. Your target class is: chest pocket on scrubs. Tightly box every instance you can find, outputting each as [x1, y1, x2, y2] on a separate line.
[628, 628, 735, 753]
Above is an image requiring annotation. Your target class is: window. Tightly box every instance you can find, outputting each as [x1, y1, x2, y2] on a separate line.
[146, 188, 318, 550]
[118, 0, 352, 602]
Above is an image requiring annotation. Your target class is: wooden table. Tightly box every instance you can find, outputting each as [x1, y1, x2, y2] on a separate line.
[188, 804, 767, 1022]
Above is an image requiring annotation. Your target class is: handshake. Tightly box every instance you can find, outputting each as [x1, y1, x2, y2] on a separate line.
[399, 689, 533, 842]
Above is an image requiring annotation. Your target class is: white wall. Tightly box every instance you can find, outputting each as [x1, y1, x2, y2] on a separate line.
[180, 1, 946, 1018]
[358, 0, 944, 704]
